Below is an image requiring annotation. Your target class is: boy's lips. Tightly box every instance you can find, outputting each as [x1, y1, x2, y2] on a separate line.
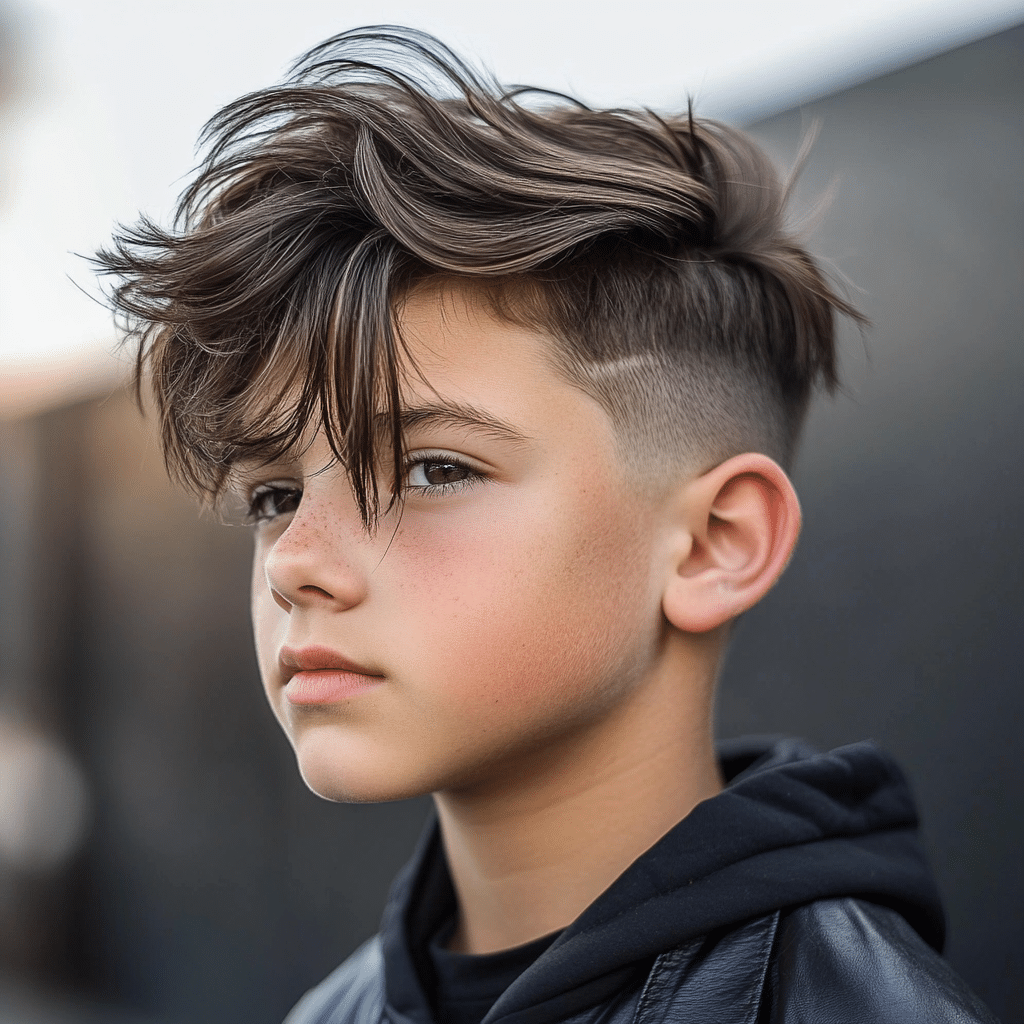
[278, 645, 385, 705]
[279, 644, 381, 676]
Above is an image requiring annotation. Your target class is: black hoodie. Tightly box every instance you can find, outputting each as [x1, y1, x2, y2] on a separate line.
[285, 738, 994, 1024]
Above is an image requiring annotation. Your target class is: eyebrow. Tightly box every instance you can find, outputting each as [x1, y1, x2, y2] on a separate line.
[380, 402, 532, 448]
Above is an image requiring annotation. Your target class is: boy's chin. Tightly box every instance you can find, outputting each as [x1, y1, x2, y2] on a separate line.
[290, 724, 432, 804]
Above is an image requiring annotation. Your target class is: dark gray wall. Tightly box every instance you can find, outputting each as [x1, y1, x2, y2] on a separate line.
[0, 23, 1019, 1024]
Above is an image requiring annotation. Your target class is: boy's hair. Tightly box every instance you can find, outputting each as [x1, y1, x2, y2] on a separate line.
[96, 26, 864, 524]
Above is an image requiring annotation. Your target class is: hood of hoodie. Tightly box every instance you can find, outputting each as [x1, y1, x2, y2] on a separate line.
[378, 737, 946, 1024]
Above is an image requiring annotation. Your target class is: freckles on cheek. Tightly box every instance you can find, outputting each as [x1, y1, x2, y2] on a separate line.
[394, 521, 527, 666]
[394, 522, 501, 633]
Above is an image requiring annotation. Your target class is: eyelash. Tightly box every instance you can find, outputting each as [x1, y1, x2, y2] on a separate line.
[245, 483, 302, 525]
[402, 452, 485, 497]
[242, 454, 483, 524]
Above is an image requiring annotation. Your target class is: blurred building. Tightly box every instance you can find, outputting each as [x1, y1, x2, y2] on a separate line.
[0, 21, 1021, 1024]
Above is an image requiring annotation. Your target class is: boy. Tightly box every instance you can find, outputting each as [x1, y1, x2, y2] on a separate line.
[97, 26, 998, 1024]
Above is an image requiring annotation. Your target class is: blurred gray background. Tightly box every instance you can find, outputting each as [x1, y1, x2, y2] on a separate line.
[0, 18, 1021, 1024]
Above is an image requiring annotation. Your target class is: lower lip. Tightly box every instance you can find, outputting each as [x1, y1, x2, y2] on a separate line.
[284, 669, 384, 705]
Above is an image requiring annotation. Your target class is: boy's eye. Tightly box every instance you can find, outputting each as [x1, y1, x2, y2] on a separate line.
[404, 455, 482, 494]
[247, 484, 302, 524]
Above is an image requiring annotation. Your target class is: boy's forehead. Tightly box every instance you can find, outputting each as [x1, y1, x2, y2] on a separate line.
[396, 280, 565, 399]
[391, 286, 644, 484]
[231, 282, 578, 462]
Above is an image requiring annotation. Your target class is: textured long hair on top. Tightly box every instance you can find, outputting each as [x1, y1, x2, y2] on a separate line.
[95, 26, 865, 525]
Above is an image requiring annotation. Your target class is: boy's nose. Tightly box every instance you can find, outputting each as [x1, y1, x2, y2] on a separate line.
[259, 488, 371, 614]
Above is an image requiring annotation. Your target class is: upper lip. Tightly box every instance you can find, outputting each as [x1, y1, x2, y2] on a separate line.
[278, 645, 383, 679]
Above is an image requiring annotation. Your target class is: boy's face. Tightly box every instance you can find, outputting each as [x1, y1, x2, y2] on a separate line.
[247, 283, 677, 802]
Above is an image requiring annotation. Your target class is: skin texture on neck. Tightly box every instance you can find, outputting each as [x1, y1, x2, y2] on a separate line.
[435, 631, 724, 955]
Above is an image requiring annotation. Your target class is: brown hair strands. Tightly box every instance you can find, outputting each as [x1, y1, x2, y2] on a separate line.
[95, 25, 865, 525]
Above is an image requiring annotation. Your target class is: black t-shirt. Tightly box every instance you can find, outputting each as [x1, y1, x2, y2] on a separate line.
[427, 922, 560, 1024]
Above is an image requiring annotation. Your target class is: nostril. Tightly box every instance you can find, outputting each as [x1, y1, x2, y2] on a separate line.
[298, 584, 334, 599]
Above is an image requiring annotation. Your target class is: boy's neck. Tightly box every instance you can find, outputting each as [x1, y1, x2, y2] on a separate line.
[433, 636, 724, 955]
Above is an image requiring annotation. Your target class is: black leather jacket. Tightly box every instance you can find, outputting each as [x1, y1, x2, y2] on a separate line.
[285, 740, 999, 1024]
[287, 896, 997, 1023]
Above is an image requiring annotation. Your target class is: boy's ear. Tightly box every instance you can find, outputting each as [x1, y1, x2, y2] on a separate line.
[661, 453, 801, 634]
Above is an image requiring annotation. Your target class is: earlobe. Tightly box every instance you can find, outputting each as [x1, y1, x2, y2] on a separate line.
[662, 454, 802, 634]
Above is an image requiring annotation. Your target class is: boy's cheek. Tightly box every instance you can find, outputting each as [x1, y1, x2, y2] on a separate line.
[386, 498, 655, 688]
[250, 561, 291, 718]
